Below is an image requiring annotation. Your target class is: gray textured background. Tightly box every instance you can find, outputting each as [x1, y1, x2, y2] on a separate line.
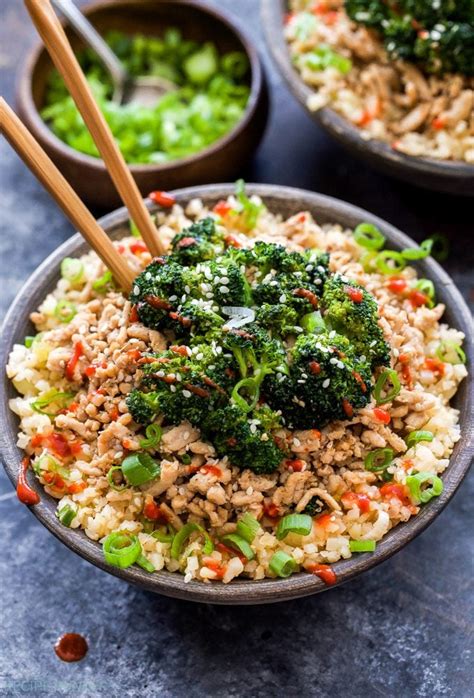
[0, 1, 473, 696]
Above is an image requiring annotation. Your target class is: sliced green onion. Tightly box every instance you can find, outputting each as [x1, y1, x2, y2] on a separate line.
[349, 539, 376, 552]
[413, 279, 435, 307]
[57, 504, 77, 527]
[54, 299, 77, 323]
[269, 551, 298, 578]
[436, 340, 466, 365]
[121, 453, 160, 486]
[401, 239, 433, 260]
[61, 257, 84, 284]
[103, 531, 141, 568]
[152, 526, 175, 543]
[221, 534, 255, 560]
[236, 512, 260, 543]
[373, 368, 401, 405]
[180, 453, 192, 465]
[93, 269, 113, 293]
[375, 251, 406, 275]
[231, 377, 260, 413]
[130, 219, 141, 238]
[360, 250, 378, 273]
[425, 234, 449, 261]
[364, 447, 394, 471]
[301, 310, 325, 334]
[354, 223, 385, 250]
[136, 553, 155, 573]
[107, 465, 128, 491]
[31, 389, 74, 417]
[405, 430, 434, 449]
[139, 423, 162, 449]
[406, 472, 443, 504]
[276, 514, 313, 540]
[170, 522, 213, 560]
[25, 336, 35, 348]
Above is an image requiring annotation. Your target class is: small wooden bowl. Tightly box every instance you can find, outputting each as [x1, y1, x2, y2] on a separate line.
[16, 0, 269, 208]
[1, 184, 472, 604]
[261, 0, 474, 197]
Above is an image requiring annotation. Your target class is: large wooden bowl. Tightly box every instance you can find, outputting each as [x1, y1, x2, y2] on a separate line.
[16, 0, 269, 208]
[261, 0, 474, 197]
[1, 184, 472, 604]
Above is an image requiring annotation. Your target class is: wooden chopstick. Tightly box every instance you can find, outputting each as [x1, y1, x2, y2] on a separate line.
[24, 0, 166, 257]
[0, 98, 135, 294]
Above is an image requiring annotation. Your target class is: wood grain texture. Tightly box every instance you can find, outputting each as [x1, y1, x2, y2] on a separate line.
[0, 98, 135, 292]
[24, 0, 165, 254]
[16, 0, 269, 207]
[261, 0, 474, 196]
[0, 184, 472, 605]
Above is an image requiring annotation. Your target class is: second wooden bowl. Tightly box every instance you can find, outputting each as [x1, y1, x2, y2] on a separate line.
[16, 0, 269, 208]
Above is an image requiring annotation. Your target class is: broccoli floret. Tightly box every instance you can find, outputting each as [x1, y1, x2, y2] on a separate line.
[207, 256, 253, 307]
[202, 405, 283, 474]
[255, 303, 300, 336]
[126, 389, 161, 425]
[222, 324, 287, 381]
[263, 331, 372, 429]
[170, 217, 225, 265]
[321, 275, 390, 367]
[167, 299, 225, 338]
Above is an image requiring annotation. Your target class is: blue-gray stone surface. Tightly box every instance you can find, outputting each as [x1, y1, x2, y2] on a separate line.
[0, 2, 472, 696]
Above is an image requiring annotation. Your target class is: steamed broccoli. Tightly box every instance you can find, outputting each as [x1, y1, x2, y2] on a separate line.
[255, 303, 300, 336]
[202, 405, 284, 474]
[321, 275, 390, 367]
[206, 256, 253, 307]
[222, 324, 287, 381]
[263, 331, 372, 429]
[170, 217, 225, 265]
[126, 389, 161, 425]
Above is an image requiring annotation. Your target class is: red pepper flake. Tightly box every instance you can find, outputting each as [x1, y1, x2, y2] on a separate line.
[148, 190, 176, 208]
[341, 491, 371, 514]
[352, 371, 367, 392]
[373, 407, 391, 424]
[398, 353, 412, 388]
[380, 483, 411, 506]
[145, 295, 173, 311]
[387, 277, 408, 294]
[43, 471, 66, 491]
[17, 457, 40, 505]
[170, 345, 189, 357]
[309, 360, 321, 375]
[116, 244, 125, 254]
[68, 481, 87, 494]
[130, 241, 148, 255]
[345, 286, 364, 303]
[108, 406, 120, 421]
[84, 366, 96, 378]
[306, 563, 337, 585]
[418, 29, 429, 39]
[215, 542, 247, 563]
[432, 116, 446, 130]
[424, 357, 445, 377]
[30, 434, 44, 449]
[213, 200, 232, 217]
[285, 458, 306, 472]
[403, 458, 414, 471]
[342, 398, 354, 418]
[296, 212, 307, 223]
[65, 341, 84, 382]
[200, 464, 222, 477]
[315, 512, 333, 527]
[183, 383, 210, 399]
[202, 557, 227, 579]
[293, 288, 319, 308]
[226, 436, 237, 447]
[126, 349, 142, 362]
[263, 501, 280, 519]
[224, 233, 242, 249]
[169, 311, 192, 328]
[129, 305, 139, 323]
[143, 500, 168, 522]
[408, 289, 429, 308]
[283, 11, 294, 24]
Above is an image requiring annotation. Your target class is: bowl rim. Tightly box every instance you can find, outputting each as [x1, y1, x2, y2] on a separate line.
[16, 0, 264, 174]
[260, 0, 474, 180]
[1, 183, 473, 605]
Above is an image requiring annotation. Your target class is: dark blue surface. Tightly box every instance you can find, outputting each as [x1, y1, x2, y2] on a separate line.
[0, 2, 473, 696]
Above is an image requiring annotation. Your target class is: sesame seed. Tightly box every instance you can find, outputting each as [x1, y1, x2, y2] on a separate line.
[182, 390, 191, 398]
[157, 370, 165, 378]
[330, 358, 338, 365]
[249, 423, 257, 434]
[170, 385, 176, 392]
[360, 355, 367, 362]
[322, 378, 330, 388]
[196, 353, 204, 361]
[169, 295, 177, 301]
[133, 285, 139, 295]
[329, 330, 336, 339]
[261, 433, 269, 441]
[221, 277, 229, 285]
[337, 361, 345, 369]
[293, 437, 301, 446]
[219, 286, 229, 294]
[305, 264, 313, 272]
[314, 278, 322, 285]
[206, 292, 214, 299]
[297, 379, 306, 384]
[145, 272, 152, 280]
[279, 294, 286, 303]
[246, 486, 254, 495]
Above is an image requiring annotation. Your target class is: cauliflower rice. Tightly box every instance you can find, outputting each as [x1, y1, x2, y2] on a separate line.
[286, 0, 474, 163]
[6, 194, 467, 584]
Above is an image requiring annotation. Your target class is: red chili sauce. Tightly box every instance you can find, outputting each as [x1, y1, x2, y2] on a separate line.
[54, 633, 88, 662]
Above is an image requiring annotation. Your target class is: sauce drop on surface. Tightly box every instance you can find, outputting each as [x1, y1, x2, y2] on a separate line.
[54, 633, 88, 662]
[17, 457, 40, 505]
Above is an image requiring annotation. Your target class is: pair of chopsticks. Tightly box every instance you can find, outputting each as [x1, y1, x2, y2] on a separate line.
[0, 0, 168, 294]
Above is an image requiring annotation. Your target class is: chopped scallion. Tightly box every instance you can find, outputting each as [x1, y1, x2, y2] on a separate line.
[353, 223, 385, 250]
[152, 526, 175, 544]
[349, 539, 376, 552]
[31, 389, 74, 417]
[136, 553, 155, 573]
[24, 336, 35, 348]
[121, 453, 161, 486]
[54, 299, 77, 323]
[269, 551, 298, 578]
[231, 377, 260, 413]
[170, 522, 213, 559]
[405, 430, 434, 449]
[435, 340, 466, 365]
[221, 533, 255, 560]
[413, 278, 435, 307]
[57, 504, 77, 527]
[374, 251, 406, 275]
[61, 257, 84, 284]
[139, 423, 162, 449]
[276, 513, 312, 540]
[93, 270, 114, 293]
[364, 447, 394, 471]
[374, 368, 401, 405]
[103, 531, 141, 568]
[236, 512, 260, 543]
[401, 239, 433, 260]
[406, 472, 443, 504]
[107, 465, 128, 491]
